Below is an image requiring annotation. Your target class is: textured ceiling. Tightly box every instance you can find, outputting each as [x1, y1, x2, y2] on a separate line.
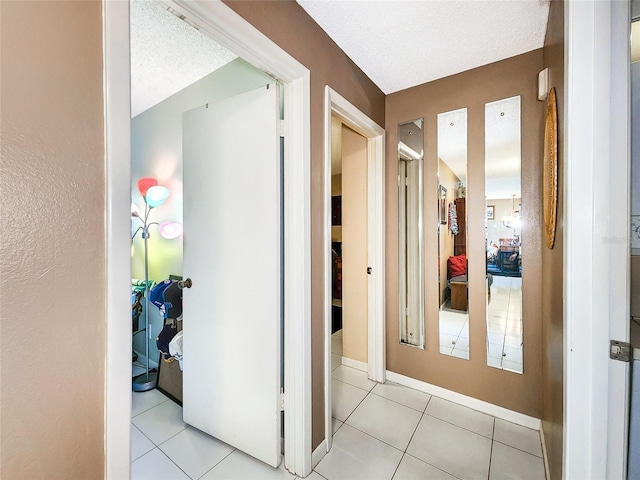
[130, 0, 237, 117]
[297, 0, 550, 94]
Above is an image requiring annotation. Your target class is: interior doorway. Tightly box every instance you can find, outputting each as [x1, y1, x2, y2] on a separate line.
[103, 0, 312, 477]
[330, 120, 370, 370]
[321, 87, 385, 459]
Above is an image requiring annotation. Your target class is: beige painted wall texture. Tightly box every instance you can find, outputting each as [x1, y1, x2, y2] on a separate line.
[341, 126, 368, 364]
[0, 1, 106, 478]
[224, 0, 385, 449]
[386, 50, 544, 418]
[541, 0, 564, 478]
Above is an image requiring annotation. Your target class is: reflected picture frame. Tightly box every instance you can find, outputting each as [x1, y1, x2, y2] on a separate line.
[486, 205, 495, 220]
[439, 185, 447, 225]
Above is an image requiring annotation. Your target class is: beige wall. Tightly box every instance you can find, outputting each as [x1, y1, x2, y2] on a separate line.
[341, 126, 368, 363]
[224, 0, 385, 449]
[438, 160, 460, 303]
[541, 1, 564, 478]
[0, 2, 106, 478]
[386, 50, 544, 417]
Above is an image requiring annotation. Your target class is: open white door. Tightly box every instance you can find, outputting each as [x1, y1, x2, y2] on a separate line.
[182, 84, 282, 468]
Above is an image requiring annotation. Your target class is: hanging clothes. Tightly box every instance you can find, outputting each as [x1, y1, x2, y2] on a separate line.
[169, 330, 184, 370]
[448, 202, 459, 235]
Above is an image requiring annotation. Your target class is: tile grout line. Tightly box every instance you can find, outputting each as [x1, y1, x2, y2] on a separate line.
[389, 453, 405, 480]
[368, 389, 430, 413]
[402, 451, 465, 480]
[132, 397, 171, 418]
[421, 411, 494, 440]
[331, 380, 375, 396]
[156, 446, 192, 479]
[196, 449, 237, 480]
[491, 437, 544, 459]
[487, 418, 496, 480]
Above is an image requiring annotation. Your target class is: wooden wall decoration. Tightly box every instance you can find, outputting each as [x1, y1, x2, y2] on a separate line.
[543, 87, 558, 249]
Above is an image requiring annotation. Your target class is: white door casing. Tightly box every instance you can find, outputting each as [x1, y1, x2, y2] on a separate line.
[564, 1, 630, 478]
[322, 86, 385, 458]
[182, 85, 281, 467]
[104, 0, 312, 477]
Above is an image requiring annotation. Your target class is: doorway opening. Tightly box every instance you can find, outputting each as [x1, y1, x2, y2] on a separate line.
[321, 86, 385, 459]
[104, 0, 312, 477]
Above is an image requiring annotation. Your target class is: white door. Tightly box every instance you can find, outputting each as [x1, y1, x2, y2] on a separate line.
[182, 84, 282, 468]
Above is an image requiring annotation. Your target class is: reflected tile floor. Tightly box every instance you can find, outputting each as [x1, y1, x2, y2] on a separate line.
[487, 276, 523, 373]
[132, 364, 545, 480]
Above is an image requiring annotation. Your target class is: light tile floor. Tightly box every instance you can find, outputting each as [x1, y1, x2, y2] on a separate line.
[323, 363, 546, 480]
[132, 340, 544, 480]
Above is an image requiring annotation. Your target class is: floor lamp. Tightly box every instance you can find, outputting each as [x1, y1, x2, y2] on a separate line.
[132, 177, 169, 392]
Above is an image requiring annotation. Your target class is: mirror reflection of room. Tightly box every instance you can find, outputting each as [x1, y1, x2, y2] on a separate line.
[485, 96, 523, 373]
[437, 108, 469, 360]
[398, 118, 425, 348]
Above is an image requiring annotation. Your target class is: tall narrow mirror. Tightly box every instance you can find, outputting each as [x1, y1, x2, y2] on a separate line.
[485, 96, 523, 373]
[398, 119, 425, 348]
[437, 108, 469, 360]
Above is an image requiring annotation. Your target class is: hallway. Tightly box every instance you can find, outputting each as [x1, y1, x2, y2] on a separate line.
[131, 360, 545, 479]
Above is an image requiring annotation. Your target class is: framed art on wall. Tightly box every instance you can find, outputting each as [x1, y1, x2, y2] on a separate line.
[439, 185, 447, 225]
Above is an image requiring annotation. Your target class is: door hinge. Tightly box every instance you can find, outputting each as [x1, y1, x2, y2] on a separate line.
[279, 120, 285, 137]
[367, 267, 372, 275]
[610, 340, 632, 362]
[280, 389, 285, 411]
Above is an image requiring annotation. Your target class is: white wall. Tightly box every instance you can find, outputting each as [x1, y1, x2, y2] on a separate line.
[131, 58, 273, 356]
[131, 58, 273, 280]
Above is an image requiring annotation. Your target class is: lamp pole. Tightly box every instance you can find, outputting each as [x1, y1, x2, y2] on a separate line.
[133, 202, 159, 392]
[132, 180, 169, 392]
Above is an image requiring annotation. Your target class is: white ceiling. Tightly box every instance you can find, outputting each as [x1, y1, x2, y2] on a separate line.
[296, 0, 550, 95]
[130, 0, 237, 117]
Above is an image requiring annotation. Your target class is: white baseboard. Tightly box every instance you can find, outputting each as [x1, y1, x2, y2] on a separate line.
[341, 356, 367, 372]
[540, 423, 551, 480]
[386, 370, 541, 430]
[312, 440, 327, 468]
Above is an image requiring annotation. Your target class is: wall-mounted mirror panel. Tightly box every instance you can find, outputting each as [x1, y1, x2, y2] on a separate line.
[398, 119, 425, 348]
[437, 108, 469, 360]
[485, 96, 523, 373]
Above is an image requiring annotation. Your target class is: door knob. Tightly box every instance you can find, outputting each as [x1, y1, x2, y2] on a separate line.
[178, 278, 193, 289]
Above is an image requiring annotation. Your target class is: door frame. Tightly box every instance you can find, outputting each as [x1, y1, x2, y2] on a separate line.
[564, 0, 630, 478]
[103, 0, 313, 477]
[321, 86, 385, 457]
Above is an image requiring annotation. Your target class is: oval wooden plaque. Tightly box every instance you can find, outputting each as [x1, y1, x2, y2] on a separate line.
[543, 87, 558, 249]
